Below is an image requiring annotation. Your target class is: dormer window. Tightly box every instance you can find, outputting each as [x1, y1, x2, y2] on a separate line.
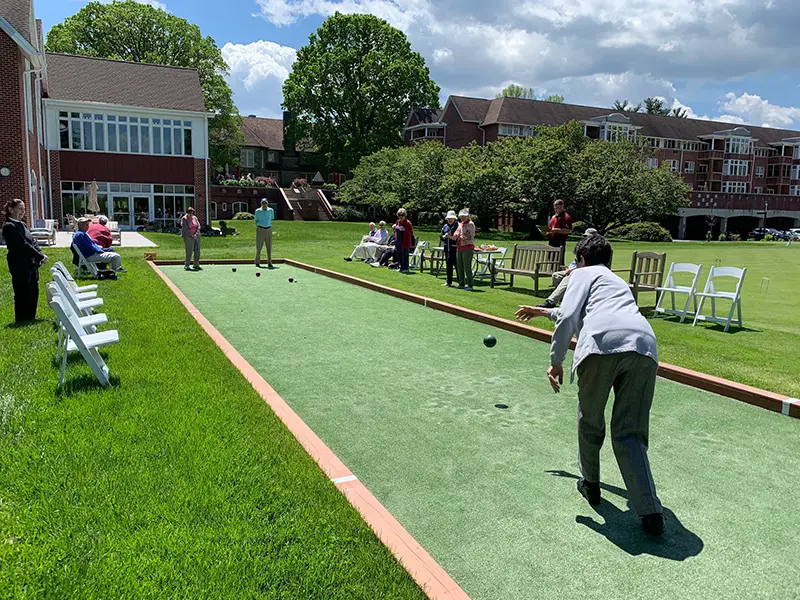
[602, 123, 630, 142]
[724, 136, 752, 155]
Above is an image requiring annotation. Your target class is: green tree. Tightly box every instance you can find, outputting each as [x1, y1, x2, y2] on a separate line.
[283, 13, 440, 173]
[45, 0, 244, 170]
[671, 106, 688, 118]
[543, 94, 565, 103]
[613, 99, 642, 112]
[643, 97, 671, 116]
[571, 140, 689, 234]
[497, 85, 565, 103]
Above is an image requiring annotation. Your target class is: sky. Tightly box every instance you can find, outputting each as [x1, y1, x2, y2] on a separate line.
[37, 0, 800, 130]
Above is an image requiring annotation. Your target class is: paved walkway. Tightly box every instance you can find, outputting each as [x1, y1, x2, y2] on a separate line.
[48, 231, 158, 248]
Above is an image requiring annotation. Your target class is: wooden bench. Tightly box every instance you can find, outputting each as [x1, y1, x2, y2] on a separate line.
[490, 244, 565, 292]
[612, 251, 666, 302]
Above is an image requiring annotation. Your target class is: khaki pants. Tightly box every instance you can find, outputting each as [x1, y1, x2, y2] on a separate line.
[87, 251, 123, 271]
[456, 249, 474, 288]
[576, 352, 662, 516]
[547, 271, 571, 304]
[256, 227, 273, 266]
[183, 235, 200, 268]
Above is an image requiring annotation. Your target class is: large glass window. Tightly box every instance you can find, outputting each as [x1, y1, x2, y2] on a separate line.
[725, 136, 751, 155]
[602, 124, 630, 142]
[722, 182, 747, 193]
[723, 159, 749, 177]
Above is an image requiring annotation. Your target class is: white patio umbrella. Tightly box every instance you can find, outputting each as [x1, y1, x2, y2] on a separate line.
[87, 180, 100, 214]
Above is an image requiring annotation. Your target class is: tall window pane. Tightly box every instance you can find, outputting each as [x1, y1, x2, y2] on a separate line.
[184, 129, 192, 156]
[59, 119, 69, 149]
[141, 126, 150, 153]
[153, 127, 162, 154]
[71, 120, 81, 149]
[108, 124, 117, 152]
[174, 128, 182, 155]
[94, 122, 105, 151]
[82, 121, 93, 150]
[163, 127, 172, 154]
[130, 125, 139, 152]
[119, 124, 129, 152]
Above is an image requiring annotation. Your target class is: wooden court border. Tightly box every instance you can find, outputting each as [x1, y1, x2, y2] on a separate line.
[152, 257, 800, 420]
[148, 260, 471, 600]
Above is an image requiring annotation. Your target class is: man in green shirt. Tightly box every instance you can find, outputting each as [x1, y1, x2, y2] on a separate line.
[254, 199, 275, 268]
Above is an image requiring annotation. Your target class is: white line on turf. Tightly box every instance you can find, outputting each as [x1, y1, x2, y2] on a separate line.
[332, 475, 358, 484]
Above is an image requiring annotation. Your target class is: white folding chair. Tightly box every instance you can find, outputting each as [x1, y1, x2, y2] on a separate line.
[46, 283, 108, 363]
[49, 297, 118, 388]
[409, 241, 429, 270]
[72, 242, 101, 279]
[52, 262, 98, 293]
[653, 263, 703, 323]
[476, 247, 507, 281]
[692, 266, 747, 332]
[51, 270, 104, 317]
[52, 268, 98, 301]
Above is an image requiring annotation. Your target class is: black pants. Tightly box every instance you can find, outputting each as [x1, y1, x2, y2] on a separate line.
[445, 248, 457, 285]
[378, 247, 396, 266]
[397, 247, 410, 272]
[11, 267, 39, 322]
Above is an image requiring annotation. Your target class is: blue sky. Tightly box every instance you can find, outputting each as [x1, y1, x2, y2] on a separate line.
[38, 0, 800, 129]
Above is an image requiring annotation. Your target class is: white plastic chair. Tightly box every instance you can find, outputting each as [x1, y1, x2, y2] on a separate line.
[108, 220, 122, 245]
[654, 263, 703, 323]
[52, 262, 98, 293]
[49, 297, 118, 388]
[409, 241, 429, 270]
[692, 266, 747, 332]
[72, 242, 101, 279]
[46, 283, 108, 363]
[51, 270, 104, 317]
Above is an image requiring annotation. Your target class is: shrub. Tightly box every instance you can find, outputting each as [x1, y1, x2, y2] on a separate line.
[331, 206, 365, 221]
[292, 178, 308, 189]
[571, 220, 588, 235]
[323, 183, 338, 190]
[764, 234, 774, 242]
[729, 233, 741, 242]
[415, 211, 443, 226]
[719, 233, 727, 242]
[607, 221, 672, 242]
[232, 212, 254, 220]
[255, 176, 277, 187]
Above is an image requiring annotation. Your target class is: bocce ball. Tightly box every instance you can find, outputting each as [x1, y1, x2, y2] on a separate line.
[288, 277, 294, 283]
[256, 272, 261, 277]
[483, 335, 497, 348]
[232, 268, 237, 272]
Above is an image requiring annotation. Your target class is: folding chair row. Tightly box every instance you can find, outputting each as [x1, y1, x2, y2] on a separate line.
[654, 263, 746, 332]
[49, 265, 118, 388]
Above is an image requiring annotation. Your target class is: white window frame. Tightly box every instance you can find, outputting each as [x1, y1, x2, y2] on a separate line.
[241, 149, 255, 168]
[232, 201, 248, 214]
[725, 136, 752, 155]
[722, 181, 748, 193]
[499, 124, 533, 137]
[602, 123, 630, 142]
[723, 159, 749, 177]
[791, 165, 800, 180]
[267, 150, 280, 163]
[665, 159, 679, 172]
[791, 186, 800, 197]
[755, 166, 765, 177]
[684, 161, 695, 173]
[209, 201, 218, 219]
[794, 145, 800, 159]
[754, 187, 763, 194]
[646, 158, 659, 169]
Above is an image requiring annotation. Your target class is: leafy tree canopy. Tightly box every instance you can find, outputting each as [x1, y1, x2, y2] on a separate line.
[497, 85, 565, 103]
[613, 98, 687, 118]
[283, 13, 440, 173]
[46, 0, 243, 169]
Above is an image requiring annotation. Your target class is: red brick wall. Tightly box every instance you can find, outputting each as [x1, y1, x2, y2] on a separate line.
[0, 34, 28, 226]
[193, 158, 209, 223]
[442, 103, 482, 148]
[59, 152, 196, 184]
[49, 150, 62, 224]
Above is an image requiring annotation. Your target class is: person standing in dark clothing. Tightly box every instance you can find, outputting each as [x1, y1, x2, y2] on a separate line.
[440, 210, 459, 286]
[547, 199, 573, 248]
[2, 199, 48, 323]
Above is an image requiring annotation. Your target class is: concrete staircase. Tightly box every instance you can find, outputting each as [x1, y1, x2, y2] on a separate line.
[279, 188, 333, 221]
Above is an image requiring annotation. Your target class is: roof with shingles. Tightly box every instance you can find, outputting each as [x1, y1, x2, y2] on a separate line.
[241, 116, 284, 150]
[45, 53, 206, 113]
[0, 0, 33, 44]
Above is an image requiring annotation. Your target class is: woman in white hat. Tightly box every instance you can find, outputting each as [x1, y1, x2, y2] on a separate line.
[440, 210, 459, 286]
[455, 209, 476, 290]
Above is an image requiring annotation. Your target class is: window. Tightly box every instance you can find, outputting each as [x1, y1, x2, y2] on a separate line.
[754, 187, 763, 194]
[755, 147, 775, 157]
[601, 124, 630, 142]
[664, 159, 679, 172]
[663, 139, 678, 150]
[232, 201, 248, 214]
[697, 164, 708, 173]
[755, 166, 764, 177]
[24, 61, 33, 132]
[94, 115, 105, 151]
[766, 188, 775, 194]
[722, 182, 747, 193]
[681, 141, 703, 151]
[267, 150, 280, 163]
[210, 202, 218, 219]
[783, 164, 791, 178]
[767, 164, 779, 178]
[725, 136, 751, 155]
[684, 162, 695, 173]
[723, 159, 749, 177]
[646, 158, 659, 169]
[790, 186, 800, 197]
[241, 149, 255, 168]
[792, 165, 800, 180]
[499, 124, 534, 137]
[795, 146, 800, 160]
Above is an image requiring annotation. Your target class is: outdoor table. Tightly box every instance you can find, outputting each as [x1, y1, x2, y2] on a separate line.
[473, 249, 503, 279]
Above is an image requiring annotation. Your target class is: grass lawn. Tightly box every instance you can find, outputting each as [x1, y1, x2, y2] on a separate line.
[144, 220, 800, 397]
[0, 252, 426, 599]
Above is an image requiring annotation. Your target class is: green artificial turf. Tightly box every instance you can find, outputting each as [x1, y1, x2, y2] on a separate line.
[142, 220, 800, 397]
[0, 253, 427, 599]
[164, 264, 800, 600]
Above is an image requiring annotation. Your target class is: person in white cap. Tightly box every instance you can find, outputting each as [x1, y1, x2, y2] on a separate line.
[72, 217, 126, 273]
[537, 228, 599, 309]
[440, 211, 459, 286]
[455, 209, 476, 290]
[254, 198, 275, 268]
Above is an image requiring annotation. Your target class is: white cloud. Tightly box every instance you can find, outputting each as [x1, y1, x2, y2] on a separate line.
[718, 93, 800, 129]
[431, 47, 452, 63]
[221, 41, 297, 117]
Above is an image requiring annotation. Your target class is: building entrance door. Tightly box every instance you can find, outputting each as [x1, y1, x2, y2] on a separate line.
[111, 195, 152, 230]
[132, 196, 151, 229]
[111, 195, 131, 229]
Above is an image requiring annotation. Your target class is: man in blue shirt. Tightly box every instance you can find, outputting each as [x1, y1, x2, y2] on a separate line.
[254, 199, 275, 268]
[72, 218, 126, 272]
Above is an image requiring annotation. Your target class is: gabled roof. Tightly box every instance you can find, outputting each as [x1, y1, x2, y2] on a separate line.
[406, 108, 442, 128]
[241, 116, 284, 150]
[442, 95, 800, 148]
[45, 53, 206, 113]
[0, 0, 33, 44]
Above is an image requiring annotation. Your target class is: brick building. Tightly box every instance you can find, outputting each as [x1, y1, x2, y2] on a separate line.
[1, 0, 210, 231]
[405, 96, 800, 239]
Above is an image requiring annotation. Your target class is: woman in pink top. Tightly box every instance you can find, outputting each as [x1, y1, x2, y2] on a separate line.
[180, 207, 202, 271]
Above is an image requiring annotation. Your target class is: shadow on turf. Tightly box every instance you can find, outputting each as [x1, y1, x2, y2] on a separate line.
[55, 373, 121, 397]
[639, 308, 759, 334]
[546, 470, 704, 561]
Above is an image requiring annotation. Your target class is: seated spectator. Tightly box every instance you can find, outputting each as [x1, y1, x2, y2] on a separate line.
[87, 216, 113, 249]
[345, 221, 389, 262]
[537, 228, 599, 308]
[370, 242, 396, 267]
[72, 218, 126, 273]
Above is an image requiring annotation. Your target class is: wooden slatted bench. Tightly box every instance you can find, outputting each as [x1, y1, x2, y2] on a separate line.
[612, 250, 667, 302]
[490, 244, 565, 292]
